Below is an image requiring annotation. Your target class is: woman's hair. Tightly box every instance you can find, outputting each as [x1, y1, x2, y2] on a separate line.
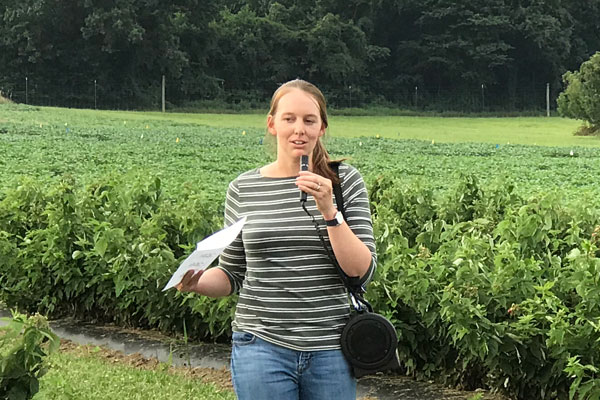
[268, 79, 340, 184]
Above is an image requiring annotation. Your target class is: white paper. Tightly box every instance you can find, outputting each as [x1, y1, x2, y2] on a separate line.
[162, 217, 246, 291]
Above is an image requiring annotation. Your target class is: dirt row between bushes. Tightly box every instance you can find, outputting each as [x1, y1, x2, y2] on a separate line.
[59, 339, 235, 392]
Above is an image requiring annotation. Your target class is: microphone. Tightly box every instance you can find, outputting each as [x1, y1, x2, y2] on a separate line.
[300, 155, 309, 203]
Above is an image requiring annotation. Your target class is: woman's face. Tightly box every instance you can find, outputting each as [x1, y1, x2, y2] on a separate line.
[267, 89, 325, 161]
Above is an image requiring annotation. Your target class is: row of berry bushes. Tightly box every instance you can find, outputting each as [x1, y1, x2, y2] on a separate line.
[1, 172, 599, 398]
[369, 174, 600, 399]
[0, 173, 233, 341]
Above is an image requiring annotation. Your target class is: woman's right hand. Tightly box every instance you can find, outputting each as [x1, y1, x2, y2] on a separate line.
[176, 269, 204, 293]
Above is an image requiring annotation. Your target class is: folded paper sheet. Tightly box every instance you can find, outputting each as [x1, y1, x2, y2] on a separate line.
[162, 217, 246, 291]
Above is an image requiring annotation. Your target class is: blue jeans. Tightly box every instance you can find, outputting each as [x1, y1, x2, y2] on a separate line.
[231, 331, 356, 400]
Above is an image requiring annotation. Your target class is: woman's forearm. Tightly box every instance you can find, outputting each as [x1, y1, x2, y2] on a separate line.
[327, 223, 373, 278]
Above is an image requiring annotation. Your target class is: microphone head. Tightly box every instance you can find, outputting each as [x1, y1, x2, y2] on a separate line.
[300, 155, 309, 172]
[299, 155, 309, 202]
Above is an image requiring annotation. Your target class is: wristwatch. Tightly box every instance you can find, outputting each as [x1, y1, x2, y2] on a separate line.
[325, 211, 344, 227]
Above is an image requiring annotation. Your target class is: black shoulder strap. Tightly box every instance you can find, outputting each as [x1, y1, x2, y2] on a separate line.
[328, 161, 366, 298]
[329, 162, 347, 222]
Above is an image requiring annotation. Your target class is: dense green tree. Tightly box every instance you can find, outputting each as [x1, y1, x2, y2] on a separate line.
[505, 0, 573, 105]
[172, 1, 224, 100]
[206, 6, 294, 100]
[1, 0, 599, 110]
[370, 0, 579, 110]
[563, 0, 600, 68]
[79, 0, 220, 106]
[207, 4, 372, 104]
[411, 0, 513, 87]
[305, 14, 368, 83]
[369, 0, 514, 108]
[557, 52, 600, 134]
[0, 0, 87, 102]
[0, 0, 221, 107]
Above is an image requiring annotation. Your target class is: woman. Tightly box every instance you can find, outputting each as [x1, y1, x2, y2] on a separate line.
[178, 79, 377, 399]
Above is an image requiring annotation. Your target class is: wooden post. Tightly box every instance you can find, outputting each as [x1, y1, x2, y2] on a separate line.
[162, 75, 166, 113]
[546, 83, 550, 117]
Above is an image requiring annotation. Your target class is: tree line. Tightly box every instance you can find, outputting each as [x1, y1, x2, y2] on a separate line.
[1, 0, 598, 111]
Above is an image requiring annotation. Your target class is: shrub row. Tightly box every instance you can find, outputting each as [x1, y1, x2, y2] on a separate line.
[1, 173, 600, 398]
[369, 174, 600, 399]
[0, 173, 234, 341]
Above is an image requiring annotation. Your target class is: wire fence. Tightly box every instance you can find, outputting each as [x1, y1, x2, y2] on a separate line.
[378, 85, 554, 114]
[0, 76, 560, 114]
[0, 79, 156, 111]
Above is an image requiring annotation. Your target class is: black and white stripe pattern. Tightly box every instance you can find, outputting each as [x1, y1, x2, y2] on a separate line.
[217, 163, 377, 351]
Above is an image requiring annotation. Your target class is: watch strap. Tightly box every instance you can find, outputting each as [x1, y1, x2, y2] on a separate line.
[325, 211, 343, 226]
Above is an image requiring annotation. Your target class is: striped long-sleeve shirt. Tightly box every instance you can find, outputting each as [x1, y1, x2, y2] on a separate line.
[216, 163, 377, 351]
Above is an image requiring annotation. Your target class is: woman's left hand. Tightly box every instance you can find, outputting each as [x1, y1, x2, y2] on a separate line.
[296, 171, 336, 219]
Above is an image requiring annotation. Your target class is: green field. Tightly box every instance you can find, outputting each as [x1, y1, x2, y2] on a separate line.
[159, 112, 595, 147]
[2, 104, 595, 146]
[108, 111, 593, 147]
[1, 104, 598, 207]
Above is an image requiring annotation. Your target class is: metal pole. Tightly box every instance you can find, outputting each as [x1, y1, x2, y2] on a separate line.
[348, 85, 352, 108]
[25, 76, 28, 104]
[546, 83, 550, 117]
[481, 84, 485, 110]
[162, 75, 166, 112]
[94, 80, 97, 109]
[415, 86, 418, 108]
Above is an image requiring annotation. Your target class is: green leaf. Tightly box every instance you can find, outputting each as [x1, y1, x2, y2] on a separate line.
[567, 248, 582, 260]
[95, 236, 108, 258]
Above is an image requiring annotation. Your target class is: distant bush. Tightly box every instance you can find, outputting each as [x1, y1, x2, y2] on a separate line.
[0, 94, 13, 104]
[557, 52, 600, 135]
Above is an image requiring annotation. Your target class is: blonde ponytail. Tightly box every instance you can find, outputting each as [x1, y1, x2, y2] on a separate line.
[312, 140, 341, 184]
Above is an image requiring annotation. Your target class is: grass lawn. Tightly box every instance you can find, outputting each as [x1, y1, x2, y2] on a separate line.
[31, 341, 499, 400]
[34, 341, 235, 400]
[5, 105, 597, 148]
[149, 112, 594, 147]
